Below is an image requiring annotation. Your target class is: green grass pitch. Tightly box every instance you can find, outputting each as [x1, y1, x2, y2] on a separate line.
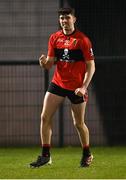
[0, 146, 126, 179]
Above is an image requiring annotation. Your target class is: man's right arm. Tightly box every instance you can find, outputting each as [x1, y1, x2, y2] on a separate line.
[39, 54, 55, 70]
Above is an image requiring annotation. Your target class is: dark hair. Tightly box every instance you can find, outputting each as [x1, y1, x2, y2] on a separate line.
[58, 7, 75, 16]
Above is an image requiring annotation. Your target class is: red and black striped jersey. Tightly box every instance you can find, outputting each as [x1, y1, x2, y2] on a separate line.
[47, 29, 95, 90]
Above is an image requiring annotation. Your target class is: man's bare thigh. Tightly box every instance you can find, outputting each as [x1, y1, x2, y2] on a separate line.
[42, 92, 65, 119]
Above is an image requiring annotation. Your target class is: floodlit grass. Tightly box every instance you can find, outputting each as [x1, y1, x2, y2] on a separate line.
[0, 146, 126, 179]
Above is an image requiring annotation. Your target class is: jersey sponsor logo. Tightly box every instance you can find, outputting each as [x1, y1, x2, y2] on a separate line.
[57, 38, 64, 43]
[64, 40, 70, 46]
[57, 38, 77, 47]
[57, 38, 70, 46]
[62, 48, 69, 60]
[54, 48, 84, 62]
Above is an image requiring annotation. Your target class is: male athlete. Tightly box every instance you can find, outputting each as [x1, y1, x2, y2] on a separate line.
[30, 7, 95, 168]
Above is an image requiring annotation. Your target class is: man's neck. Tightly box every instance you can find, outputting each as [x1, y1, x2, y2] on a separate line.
[63, 28, 75, 35]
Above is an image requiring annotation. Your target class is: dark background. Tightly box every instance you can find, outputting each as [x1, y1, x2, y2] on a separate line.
[67, 0, 126, 145]
[67, 0, 126, 56]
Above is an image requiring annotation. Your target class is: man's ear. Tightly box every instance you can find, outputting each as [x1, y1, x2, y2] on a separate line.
[74, 16, 76, 23]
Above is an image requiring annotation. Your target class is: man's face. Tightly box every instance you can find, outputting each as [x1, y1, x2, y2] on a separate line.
[59, 14, 76, 31]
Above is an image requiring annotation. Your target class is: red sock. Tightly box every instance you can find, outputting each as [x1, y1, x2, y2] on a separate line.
[42, 144, 50, 157]
[83, 145, 91, 156]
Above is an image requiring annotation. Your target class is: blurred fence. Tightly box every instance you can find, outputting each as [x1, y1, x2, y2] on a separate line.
[1, 57, 126, 147]
[0, 0, 126, 146]
[0, 60, 42, 146]
[93, 57, 126, 146]
[0, 60, 102, 147]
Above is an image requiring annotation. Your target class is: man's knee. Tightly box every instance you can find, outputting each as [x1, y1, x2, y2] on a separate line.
[73, 120, 84, 130]
[41, 113, 50, 124]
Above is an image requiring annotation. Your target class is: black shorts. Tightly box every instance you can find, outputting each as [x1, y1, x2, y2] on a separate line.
[47, 82, 88, 104]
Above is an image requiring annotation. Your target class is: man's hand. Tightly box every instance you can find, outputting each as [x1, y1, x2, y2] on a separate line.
[75, 87, 87, 97]
[75, 60, 95, 97]
[39, 54, 47, 67]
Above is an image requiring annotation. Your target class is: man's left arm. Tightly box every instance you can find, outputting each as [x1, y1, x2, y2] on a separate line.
[75, 60, 95, 96]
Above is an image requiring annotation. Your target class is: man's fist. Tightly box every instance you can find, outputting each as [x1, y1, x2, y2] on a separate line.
[75, 87, 87, 97]
[39, 54, 47, 66]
